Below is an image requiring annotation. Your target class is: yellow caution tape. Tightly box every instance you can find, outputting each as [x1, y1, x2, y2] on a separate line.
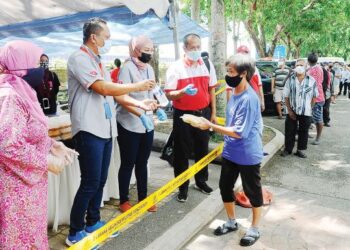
[216, 117, 226, 126]
[214, 86, 227, 96]
[68, 143, 224, 250]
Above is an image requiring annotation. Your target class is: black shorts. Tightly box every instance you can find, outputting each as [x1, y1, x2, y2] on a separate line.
[219, 158, 263, 207]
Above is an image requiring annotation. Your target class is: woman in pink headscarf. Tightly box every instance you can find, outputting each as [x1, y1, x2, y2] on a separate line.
[116, 35, 167, 213]
[0, 41, 75, 250]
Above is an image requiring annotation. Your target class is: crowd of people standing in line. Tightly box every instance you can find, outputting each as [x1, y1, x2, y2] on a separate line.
[272, 53, 350, 158]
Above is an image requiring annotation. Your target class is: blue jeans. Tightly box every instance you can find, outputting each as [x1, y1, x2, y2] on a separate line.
[69, 131, 112, 235]
[117, 123, 154, 204]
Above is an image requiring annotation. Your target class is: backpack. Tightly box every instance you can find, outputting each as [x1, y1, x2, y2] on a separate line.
[202, 56, 211, 73]
[321, 67, 329, 97]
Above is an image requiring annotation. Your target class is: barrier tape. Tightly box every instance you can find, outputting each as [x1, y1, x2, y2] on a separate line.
[68, 143, 224, 250]
[215, 80, 227, 96]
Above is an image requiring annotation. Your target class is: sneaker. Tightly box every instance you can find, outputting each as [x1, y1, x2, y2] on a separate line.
[85, 221, 119, 238]
[147, 204, 157, 212]
[294, 150, 307, 158]
[194, 182, 213, 194]
[324, 123, 331, 127]
[66, 230, 88, 246]
[176, 192, 188, 203]
[119, 201, 133, 213]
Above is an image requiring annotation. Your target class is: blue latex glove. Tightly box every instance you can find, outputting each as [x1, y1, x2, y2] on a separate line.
[156, 108, 168, 121]
[183, 84, 198, 96]
[140, 114, 154, 132]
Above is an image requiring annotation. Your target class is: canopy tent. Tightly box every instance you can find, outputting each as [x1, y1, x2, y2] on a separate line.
[0, 0, 209, 58]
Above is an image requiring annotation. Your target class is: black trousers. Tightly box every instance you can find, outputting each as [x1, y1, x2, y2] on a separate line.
[323, 98, 331, 124]
[173, 107, 211, 195]
[220, 158, 263, 207]
[285, 114, 312, 152]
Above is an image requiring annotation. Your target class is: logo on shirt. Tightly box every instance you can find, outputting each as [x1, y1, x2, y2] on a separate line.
[90, 70, 98, 76]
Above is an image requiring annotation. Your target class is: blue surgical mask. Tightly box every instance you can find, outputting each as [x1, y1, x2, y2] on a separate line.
[98, 39, 112, 55]
[186, 51, 201, 61]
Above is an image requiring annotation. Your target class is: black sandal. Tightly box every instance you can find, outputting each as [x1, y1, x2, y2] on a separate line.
[213, 222, 238, 236]
[239, 230, 260, 246]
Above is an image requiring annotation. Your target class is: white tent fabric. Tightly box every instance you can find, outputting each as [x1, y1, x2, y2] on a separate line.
[0, 0, 169, 26]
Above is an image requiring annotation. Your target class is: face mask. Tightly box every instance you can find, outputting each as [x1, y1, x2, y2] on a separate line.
[98, 39, 112, 55]
[186, 50, 201, 61]
[40, 61, 49, 69]
[225, 74, 243, 88]
[138, 52, 152, 63]
[294, 66, 306, 75]
[22, 68, 45, 89]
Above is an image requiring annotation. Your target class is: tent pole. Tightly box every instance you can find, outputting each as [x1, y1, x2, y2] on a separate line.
[170, 0, 180, 60]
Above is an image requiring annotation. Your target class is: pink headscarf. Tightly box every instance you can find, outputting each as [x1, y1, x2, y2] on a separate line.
[128, 35, 153, 70]
[0, 40, 46, 125]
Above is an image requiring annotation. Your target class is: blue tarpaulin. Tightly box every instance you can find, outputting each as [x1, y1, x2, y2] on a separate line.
[0, 5, 209, 57]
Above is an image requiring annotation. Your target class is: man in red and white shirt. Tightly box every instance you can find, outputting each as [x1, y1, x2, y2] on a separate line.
[226, 45, 265, 111]
[165, 33, 217, 202]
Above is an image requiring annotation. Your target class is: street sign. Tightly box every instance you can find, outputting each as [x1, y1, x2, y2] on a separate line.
[273, 45, 287, 59]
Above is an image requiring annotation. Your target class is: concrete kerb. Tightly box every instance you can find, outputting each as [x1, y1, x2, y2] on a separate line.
[145, 126, 284, 250]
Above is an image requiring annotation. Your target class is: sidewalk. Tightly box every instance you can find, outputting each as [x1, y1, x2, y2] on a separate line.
[185, 96, 350, 250]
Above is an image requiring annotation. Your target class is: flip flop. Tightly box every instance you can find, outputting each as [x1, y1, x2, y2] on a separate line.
[213, 222, 238, 236]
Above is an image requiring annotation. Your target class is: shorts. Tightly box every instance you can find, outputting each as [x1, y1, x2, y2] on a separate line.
[219, 158, 263, 207]
[273, 88, 284, 103]
[312, 102, 324, 124]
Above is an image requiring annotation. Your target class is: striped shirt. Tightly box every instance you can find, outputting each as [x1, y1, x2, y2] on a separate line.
[283, 75, 318, 117]
[273, 67, 290, 89]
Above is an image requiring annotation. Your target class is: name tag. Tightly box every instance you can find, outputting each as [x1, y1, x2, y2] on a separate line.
[104, 102, 112, 120]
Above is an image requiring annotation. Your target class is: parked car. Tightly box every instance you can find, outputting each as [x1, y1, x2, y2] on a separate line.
[256, 61, 278, 115]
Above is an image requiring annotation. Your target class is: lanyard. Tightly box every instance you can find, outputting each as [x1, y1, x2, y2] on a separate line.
[80, 46, 104, 77]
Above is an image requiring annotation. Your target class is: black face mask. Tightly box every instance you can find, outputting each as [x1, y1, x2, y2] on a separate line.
[138, 52, 152, 63]
[225, 74, 242, 88]
[22, 68, 45, 89]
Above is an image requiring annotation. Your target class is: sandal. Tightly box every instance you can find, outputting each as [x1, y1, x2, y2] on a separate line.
[213, 222, 238, 236]
[239, 229, 260, 246]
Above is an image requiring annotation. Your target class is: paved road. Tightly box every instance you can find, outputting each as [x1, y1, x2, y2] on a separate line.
[185, 96, 350, 250]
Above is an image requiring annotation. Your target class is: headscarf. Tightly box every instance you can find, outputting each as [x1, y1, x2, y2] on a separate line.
[127, 35, 153, 70]
[0, 40, 47, 125]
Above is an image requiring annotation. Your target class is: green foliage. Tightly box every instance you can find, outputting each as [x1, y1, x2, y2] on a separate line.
[184, 0, 350, 59]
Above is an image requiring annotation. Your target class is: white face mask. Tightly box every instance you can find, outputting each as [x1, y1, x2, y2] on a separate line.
[186, 50, 201, 61]
[98, 39, 112, 54]
[294, 65, 306, 75]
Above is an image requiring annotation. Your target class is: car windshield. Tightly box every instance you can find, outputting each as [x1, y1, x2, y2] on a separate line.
[257, 64, 275, 79]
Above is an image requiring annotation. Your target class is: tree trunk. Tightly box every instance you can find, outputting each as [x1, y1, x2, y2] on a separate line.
[258, 23, 266, 53]
[150, 45, 159, 82]
[244, 20, 265, 57]
[191, 0, 200, 23]
[230, 0, 239, 54]
[267, 24, 284, 57]
[210, 0, 226, 117]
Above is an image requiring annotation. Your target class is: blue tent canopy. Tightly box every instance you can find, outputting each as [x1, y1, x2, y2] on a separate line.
[0, 5, 209, 58]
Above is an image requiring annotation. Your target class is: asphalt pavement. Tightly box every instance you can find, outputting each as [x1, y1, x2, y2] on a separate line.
[185, 96, 350, 250]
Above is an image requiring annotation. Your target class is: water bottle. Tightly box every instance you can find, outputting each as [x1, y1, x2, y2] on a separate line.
[153, 85, 169, 107]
